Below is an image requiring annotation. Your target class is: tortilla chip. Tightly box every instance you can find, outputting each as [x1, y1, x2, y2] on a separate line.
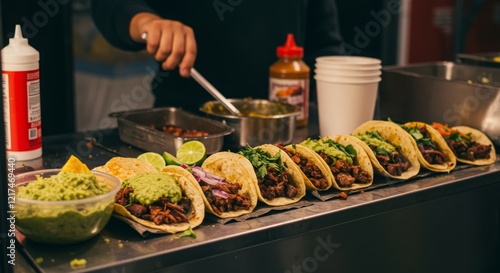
[199, 152, 259, 218]
[321, 135, 375, 190]
[403, 122, 457, 172]
[114, 168, 205, 233]
[352, 120, 421, 180]
[60, 155, 91, 174]
[93, 157, 158, 182]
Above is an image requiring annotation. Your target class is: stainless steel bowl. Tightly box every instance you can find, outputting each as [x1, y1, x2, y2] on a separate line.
[200, 99, 300, 148]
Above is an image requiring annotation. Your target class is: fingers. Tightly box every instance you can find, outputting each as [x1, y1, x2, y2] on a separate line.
[140, 20, 197, 77]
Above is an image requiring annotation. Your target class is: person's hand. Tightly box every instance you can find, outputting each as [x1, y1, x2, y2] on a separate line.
[130, 12, 197, 77]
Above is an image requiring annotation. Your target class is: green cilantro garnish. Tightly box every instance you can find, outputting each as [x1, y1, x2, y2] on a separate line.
[401, 125, 436, 149]
[175, 226, 196, 239]
[239, 146, 284, 179]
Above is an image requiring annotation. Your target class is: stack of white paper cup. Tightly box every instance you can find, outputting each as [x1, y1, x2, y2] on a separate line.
[314, 56, 382, 136]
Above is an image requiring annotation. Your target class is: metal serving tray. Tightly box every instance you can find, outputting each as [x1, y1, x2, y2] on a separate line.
[457, 52, 500, 68]
[110, 107, 234, 154]
[378, 61, 500, 146]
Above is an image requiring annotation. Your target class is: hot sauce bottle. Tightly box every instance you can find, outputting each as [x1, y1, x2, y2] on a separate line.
[269, 33, 310, 127]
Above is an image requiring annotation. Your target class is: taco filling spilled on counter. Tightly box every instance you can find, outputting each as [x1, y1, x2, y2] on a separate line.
[301, 138, 371, 188]
[239, 146, 298, 200]
[276, 143, 330, 190]
[354, 131, 411, 176]
[186, 165, 252, 215]
[402, 124, 449, 165]
[115, 173, 192, 225]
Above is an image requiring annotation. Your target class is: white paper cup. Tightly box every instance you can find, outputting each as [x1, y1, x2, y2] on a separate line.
[314, 68, 381, 78]
[314, 76, 380, 136]
[314, 74, 381, 84]
[316, 56, 381, 66]
[315, 62, 382, 71]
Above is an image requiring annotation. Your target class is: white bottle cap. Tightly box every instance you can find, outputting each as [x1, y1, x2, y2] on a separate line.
[1, 24, 39, 64]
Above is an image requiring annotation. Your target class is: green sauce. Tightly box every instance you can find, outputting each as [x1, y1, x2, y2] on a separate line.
[354, 131, 396, 153]
[301, 138, 354, 165]
[17, 172, 108, 201]
[122, 173, 182, 205]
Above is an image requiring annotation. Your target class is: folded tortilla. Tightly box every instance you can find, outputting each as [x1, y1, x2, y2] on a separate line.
[351, 120, 421, 180]
[243, 144, 306, 206]
[114, 166, 205, 233]
[189, 152, 260, 218]
[402, 121, 457, 172]
[93, 157, 158, 182]
[282, 144, 334, 191]
[442, 125, 497, 165]
[320, 135, 375, 191]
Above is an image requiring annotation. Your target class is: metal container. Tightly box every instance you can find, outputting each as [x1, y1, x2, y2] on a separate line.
[110, 107, 234, 154]
[457, 52, 500, 69]
[199, 99, 300, 148]
[378, 61, 500, 146]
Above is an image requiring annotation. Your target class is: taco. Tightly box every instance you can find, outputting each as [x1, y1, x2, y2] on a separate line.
[300, 135, 373, 191]
[113, 165, 205, 233]
[431, 123, 496, 165]
[93, 157, 158, 182]
[351, 120, 420, 180]
[276, 143, 334, 191]
[238, 144, 306, 206]
[167, 151, 259, 218]
[399, 121, 457, 172]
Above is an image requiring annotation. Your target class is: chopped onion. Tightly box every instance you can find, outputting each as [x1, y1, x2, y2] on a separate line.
[187, 165, 226, 186]
[212, 189, 229, 199]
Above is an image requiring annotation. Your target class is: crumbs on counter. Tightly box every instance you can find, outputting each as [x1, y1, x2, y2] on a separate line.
[86, 142, 93, 148]
[103, 238, 110, 244]
[35, 257, 44, 264]
[70, 258, 87, 268]
[337, 192, 348, 200]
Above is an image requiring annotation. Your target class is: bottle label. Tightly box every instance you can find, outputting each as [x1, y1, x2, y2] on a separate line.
[2, 69, 42, 152]
[269, 78, 309, 121]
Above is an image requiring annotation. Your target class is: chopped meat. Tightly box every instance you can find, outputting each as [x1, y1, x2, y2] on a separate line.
[258, 166, 298, 200]
[200, 181, 252, 215]
[335, 173, 355, 187]
[114, 187, 191, 225]
[446, 139, 492, 161]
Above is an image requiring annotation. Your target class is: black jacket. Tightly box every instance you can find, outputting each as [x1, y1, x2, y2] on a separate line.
[91, 0, 344, 113]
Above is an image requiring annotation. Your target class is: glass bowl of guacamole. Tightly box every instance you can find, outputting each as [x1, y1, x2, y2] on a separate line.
[15, 169, 121, 244]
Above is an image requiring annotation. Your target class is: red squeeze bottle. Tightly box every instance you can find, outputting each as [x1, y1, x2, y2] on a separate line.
[269, 33, 310, 127]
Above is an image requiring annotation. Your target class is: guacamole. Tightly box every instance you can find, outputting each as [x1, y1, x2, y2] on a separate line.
[301, 138, 355, 165]
[122, 173, 182, 205]
[17, 172, 109, 201]
[354, 131, 397, 153]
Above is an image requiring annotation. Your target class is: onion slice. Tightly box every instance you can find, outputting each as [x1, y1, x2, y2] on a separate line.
[212, 189, 229, 199]
[183, 165, 226, 186]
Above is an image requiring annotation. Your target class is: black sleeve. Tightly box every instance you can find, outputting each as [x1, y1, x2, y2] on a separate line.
[90, 0, 158, 51]
[304, 0, 345, 66]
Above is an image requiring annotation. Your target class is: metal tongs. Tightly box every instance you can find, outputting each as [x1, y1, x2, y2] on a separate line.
[141, 32, 241, 116]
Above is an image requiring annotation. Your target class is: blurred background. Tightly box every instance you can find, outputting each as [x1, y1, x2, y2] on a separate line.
[2, 0, 500, 135]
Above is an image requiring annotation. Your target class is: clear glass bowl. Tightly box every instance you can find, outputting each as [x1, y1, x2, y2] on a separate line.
[15, 169, 120, 244]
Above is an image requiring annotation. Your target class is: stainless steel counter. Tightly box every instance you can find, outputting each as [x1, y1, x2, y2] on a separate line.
[13, 125, 500, 273]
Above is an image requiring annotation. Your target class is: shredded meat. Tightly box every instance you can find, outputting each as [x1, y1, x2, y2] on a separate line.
[115, 187, 191, 225]
[369, 145, 411, 176]
[446, 139, 492, 161]
[258, 166, 298, 200]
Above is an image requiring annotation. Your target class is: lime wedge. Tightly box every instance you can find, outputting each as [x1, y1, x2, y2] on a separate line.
[137, 152, 166, 170]
[176, 141, 206, 165]
[162, 151, 181, 166]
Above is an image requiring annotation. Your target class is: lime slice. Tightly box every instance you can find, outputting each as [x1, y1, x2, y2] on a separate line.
[162, 151, 181, 166]
[137, 152, 166, 170]
[176, 141, 206, 165]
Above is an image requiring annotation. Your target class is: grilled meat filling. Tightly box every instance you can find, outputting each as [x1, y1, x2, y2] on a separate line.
[415, 126, 448, 164]
[200, 182, 251, 215]
[317, 152, 371, 187]
[259, 166, 298, 200]
[115, 187, 191, 225]
[446, 139, 492, 161]
[278, 145, 328, 190]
